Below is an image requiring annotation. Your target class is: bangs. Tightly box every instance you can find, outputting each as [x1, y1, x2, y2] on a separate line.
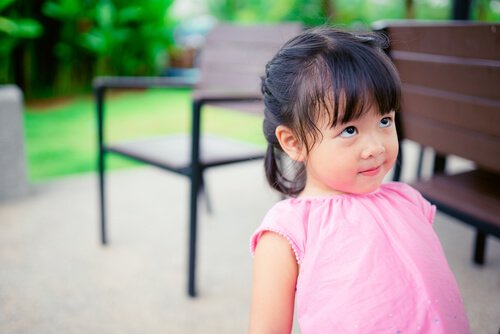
[296, 39, 401, 129]
[327, 44, 401, 126]
[286, 29, 401, 151]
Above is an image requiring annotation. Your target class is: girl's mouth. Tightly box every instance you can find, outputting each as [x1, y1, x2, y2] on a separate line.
[360, 166, 381, 176]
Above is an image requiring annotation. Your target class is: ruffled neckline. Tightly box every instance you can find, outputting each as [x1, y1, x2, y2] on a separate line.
[288, 183, 388, 203]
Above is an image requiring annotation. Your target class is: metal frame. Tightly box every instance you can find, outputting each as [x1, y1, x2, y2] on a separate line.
[94, 76, 262, 297]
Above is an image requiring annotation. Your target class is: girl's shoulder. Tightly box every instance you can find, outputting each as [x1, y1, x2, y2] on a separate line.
[277, 181, 434, 224]
[250, 182, 435, 261]
[250, 199, 311, 264]
[270, 182, 425, 206]
[380, 181, 429, 204]
[380, 180, 417, 192]
[380, 182, 436, 224]
[263, 182, 426, 214]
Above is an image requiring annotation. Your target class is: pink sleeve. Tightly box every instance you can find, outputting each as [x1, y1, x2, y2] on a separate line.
[397, 183, 436, 225]
[250, 201, 305, 264]
[413, 187, 436, 224]
[425, 201, 436, 225]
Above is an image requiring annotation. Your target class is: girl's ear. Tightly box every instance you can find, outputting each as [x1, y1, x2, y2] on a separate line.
[275, 125, 306, 162]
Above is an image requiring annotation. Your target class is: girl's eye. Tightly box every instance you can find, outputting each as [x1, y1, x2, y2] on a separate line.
[380, 117, 393, 128]
[340, 126, 358, 138]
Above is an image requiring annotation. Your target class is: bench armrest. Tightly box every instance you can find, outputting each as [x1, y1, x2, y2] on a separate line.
[193, 89, 262, 105]
[93, 76, 197, 90]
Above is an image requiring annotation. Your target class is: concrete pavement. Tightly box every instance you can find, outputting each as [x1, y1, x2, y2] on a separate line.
[0, 157, 499, 333]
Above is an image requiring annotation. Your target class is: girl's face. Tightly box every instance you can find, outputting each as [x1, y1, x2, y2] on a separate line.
[300, 106, 398, 197]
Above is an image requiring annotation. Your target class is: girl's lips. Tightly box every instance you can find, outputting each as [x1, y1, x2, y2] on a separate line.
[360, 166, 381, 176]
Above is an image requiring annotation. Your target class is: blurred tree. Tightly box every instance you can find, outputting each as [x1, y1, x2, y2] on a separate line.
[9, 0, 498, 99]
[41, 0, 176, 94]
[406, 0, 415, 18]
[322, 0, 335, 23]
[452, 0, 472, 19]
[476, 0, 487, 19]
[0, 0, 43, 85]
[472, 0, 499, 21]
[206, 0, 410, 28]
[42, 0, 94, 94]
[415, 0, 451, 20]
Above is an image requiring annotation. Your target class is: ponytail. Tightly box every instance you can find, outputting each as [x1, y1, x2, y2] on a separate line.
[264, 144, 306, 197]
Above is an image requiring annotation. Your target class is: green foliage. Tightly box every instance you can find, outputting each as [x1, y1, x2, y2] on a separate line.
[472, 0, 500, 21]
[41, 0, 93, 93]
[206, 0, 408, 27]
[40, 0, 176, 94]
[6, 0, 498, 97]
[78, 0, 177, 75]
[0, 0, 43, 39]
[414, 0, 451, 20]
[0, 0, 43, 83]
[206, 0, 499, 28]
[206, 0, 330, 25]
[280, 0, 334, 27]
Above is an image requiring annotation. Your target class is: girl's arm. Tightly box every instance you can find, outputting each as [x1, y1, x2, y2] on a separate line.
[248, 231, 299, 334]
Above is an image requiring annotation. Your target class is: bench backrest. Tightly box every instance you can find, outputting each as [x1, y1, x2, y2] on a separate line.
[197, 23, 303, 93]
[375, 21, 500, 173]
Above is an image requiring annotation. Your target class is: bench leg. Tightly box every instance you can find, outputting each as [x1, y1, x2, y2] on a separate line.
[188, 173, 200, 297]
[98, 150, 107, 245]
[473, 230, 487, 265]
[199, 175, 213, 214]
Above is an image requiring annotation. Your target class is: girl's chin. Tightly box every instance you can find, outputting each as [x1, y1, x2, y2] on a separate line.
[350, 181, 384, 195]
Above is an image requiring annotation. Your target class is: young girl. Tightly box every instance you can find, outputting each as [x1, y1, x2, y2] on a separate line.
[249, 27, 470, 334]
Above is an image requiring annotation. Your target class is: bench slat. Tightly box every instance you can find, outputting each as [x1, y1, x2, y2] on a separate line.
[402, 113, 500, 173]
[412, 170, 500, 235]
[384, 22, 500, 60]
[395, 57, 500, 100]
[401, 85, 500, 137]
[198, 24, 302, 91]
[204, 23, 302, 44]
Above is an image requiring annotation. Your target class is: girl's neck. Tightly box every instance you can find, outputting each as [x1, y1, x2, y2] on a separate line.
[298, 182, 383, 199]
[298, 185, 346, 198]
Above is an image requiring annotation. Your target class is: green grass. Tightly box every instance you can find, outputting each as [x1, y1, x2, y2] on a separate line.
[24, 88, 265, 181]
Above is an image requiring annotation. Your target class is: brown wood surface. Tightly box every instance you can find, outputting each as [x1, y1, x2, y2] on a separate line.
[412, 170, 500, 229]
[401, 113, 500, 173]
[378, 21, 500, 173]
[394, 56, 500, 100]
[400, 85, 499, 137]
[197, 23, 302, 94]
[376, 21, 500, 60]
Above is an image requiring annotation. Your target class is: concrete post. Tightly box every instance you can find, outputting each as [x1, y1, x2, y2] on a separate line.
[0, 85, 29, 201]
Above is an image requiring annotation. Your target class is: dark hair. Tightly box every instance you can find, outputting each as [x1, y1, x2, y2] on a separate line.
[262, 26, 401, 196]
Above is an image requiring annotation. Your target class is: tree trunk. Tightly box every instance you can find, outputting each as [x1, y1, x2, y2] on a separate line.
[322, 0, 335, 23]
[452, 0, 472, 19]
[405, 0, 415, 19]
[476, 0, 487, 20]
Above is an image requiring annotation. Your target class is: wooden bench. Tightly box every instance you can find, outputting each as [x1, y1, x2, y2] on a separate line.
[374, 21, 500, 264]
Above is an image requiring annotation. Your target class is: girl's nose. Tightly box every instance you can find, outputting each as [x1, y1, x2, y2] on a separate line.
[361, 137, 386, 159]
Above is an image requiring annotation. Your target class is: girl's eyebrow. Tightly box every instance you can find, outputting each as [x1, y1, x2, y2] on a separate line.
[334, 118, 358, 128]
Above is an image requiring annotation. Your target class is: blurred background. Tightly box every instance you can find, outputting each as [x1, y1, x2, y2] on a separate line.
[3, 0, 500, 98]
[1, 0, 499, 182]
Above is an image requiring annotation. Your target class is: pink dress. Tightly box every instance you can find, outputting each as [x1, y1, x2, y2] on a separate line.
[251, 182, 470, 333]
